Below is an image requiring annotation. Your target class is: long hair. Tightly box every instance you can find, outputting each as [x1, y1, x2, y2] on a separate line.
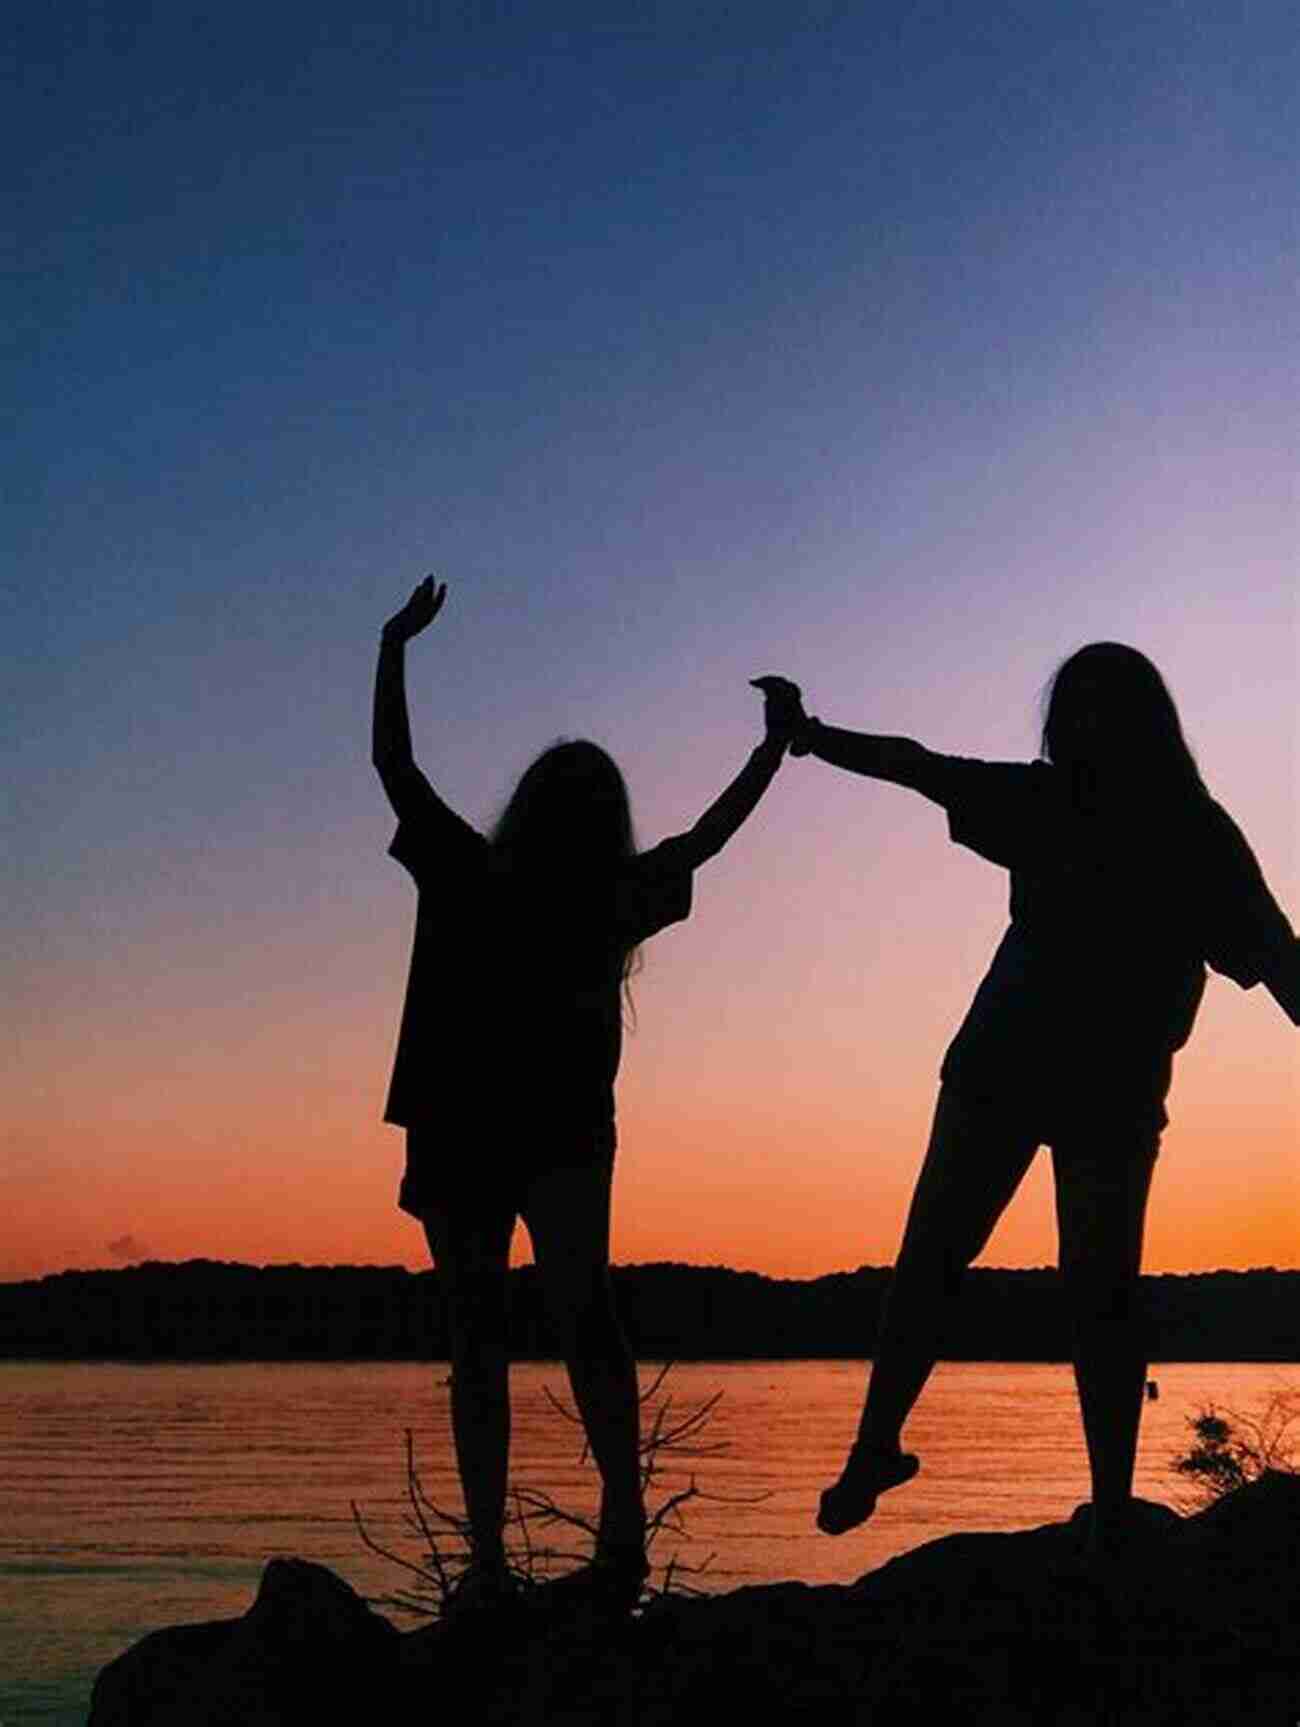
[491, 739, 642, 991]
[1040, 642, 1207, 806]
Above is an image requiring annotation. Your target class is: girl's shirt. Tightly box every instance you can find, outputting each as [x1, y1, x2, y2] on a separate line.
[382, 783, 693, 1145]
[931, 758, 1297, 1133]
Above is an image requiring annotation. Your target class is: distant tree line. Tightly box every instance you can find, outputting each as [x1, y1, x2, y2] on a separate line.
[0, 1260, 1296, 1362]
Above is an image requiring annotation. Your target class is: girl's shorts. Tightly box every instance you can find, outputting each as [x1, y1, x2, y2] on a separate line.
[398, 1118, 617, 1221]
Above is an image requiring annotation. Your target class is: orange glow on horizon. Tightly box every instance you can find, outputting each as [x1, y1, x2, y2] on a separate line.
[7, 623, 1295, 1288]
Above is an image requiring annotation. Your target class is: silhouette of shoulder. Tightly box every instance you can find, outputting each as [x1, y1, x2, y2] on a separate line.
[614, 839, 694, 946]
[1195, 798, 1298, 997]
[385, 791, 694, 954]
[935, 763, 1297, 1006]
[932, 757, 1057, 869]
[386, 776, 487, 887]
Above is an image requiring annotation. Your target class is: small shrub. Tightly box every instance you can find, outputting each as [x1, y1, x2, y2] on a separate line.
[1170, 1389, 1300, 1510]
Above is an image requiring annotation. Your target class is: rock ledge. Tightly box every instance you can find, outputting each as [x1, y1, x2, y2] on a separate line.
[90, 1473, 1300, 1725]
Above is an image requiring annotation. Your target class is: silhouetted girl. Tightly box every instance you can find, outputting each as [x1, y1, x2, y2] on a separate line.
[775, 645, 1297, 1553]
[373, 577, 792, 1608]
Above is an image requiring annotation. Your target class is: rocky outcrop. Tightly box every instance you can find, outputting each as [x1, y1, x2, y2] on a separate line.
[89, 1473, 1300, 1725]
[88, 1558, 398, 1726]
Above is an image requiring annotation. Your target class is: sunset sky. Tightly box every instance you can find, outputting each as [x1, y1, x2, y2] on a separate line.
[7, 2, 1296, 1284]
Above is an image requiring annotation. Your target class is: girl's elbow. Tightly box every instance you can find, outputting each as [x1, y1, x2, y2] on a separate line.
[374, 754, 415, 802]
[1265, 945, 1300, 1025]
[373, 738, 413, 769]
[671, 827, 715, 872]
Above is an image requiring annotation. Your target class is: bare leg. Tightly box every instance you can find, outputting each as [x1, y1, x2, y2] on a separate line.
[421, 1204, 515, 1565]
[522, 1158, 645, 1561]
[820, 1087, 1040, 1532]
[1052, 1133, 1158, 1553]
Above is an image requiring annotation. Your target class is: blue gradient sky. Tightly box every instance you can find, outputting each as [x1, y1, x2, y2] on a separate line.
[7, 2, 1296, 1279]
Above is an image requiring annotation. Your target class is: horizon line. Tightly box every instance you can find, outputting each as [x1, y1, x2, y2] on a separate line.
[8, 1255, 1299, 1287]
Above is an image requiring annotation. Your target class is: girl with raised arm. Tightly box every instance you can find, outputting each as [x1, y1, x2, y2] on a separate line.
[772, 646, 1297, 1554]
[373, 577, 793, 1611]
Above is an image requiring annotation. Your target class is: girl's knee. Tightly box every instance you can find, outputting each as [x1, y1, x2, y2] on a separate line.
[564, 1291, 628, 1368]
[444, 1286, 508, 1366]
[1065, 1273, 1143, 1335]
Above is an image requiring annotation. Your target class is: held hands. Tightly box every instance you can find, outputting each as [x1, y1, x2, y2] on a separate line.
[383, 575, 446, 643]
[750, 675, 812, 753]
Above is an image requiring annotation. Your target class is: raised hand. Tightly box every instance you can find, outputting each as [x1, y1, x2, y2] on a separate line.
[384, 576, 447, 643]
[750, 675, 810, 751]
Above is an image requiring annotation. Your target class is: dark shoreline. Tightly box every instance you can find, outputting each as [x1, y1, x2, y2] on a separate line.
[4, 1259, 1298, 1363]
[10, 1355, 1300, 1365]
[89, 1473, 1300, 1727]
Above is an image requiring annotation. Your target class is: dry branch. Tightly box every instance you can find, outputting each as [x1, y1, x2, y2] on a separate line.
[352, 1362, 767, 1618]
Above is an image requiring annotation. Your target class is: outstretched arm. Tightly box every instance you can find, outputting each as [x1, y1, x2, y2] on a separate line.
[371, 577, 478, 850]
[372, 576, 445, 820]
[799, 720, 956, 806]
[653, 679, 804, 871]
[665, 735, 787, 871]
[746, 677, 956, 807]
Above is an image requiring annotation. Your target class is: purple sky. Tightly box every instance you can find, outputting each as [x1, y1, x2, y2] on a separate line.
[7, 3, 1296, 1278]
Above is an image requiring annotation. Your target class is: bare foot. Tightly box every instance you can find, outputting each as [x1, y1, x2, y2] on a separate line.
[817, 1445, 919, 1535]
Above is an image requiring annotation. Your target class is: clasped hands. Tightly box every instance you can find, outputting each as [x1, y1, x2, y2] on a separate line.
[751, 675, 814, 755]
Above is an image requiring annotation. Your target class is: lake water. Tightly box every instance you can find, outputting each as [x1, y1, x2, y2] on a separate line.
[2, 1358, 1295, 1725]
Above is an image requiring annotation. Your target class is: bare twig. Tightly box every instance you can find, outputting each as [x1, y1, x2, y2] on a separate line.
[352, 1363, 766, 1619]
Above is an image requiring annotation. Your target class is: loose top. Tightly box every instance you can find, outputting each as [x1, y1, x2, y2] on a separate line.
[933, 757, 1297, 1133]
[383, 782, 693, 1147]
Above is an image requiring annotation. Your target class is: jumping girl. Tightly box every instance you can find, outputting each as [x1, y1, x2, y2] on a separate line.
[771, 645, 1298, 1553]
[373, 576, 793, 1609]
